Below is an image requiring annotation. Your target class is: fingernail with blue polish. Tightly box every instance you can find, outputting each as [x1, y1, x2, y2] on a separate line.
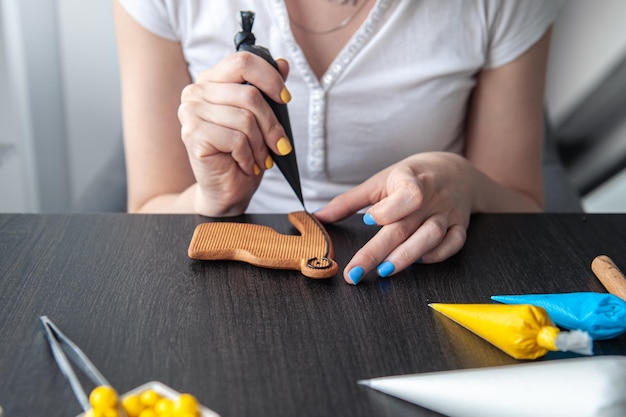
[377, 261, 395, 278]
[347, 266, 365, 285]
[414, 257, 423, 264]
[363, 213, 377, 226]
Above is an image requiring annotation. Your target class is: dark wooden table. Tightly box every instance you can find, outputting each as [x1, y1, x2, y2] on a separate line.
[1, 213, 625, 417]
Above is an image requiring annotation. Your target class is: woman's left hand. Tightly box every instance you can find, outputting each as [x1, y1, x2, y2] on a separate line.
[313, 152, 474, 285]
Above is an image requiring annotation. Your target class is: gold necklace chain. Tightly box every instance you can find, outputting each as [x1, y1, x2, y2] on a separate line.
[289, 0, 372, 35]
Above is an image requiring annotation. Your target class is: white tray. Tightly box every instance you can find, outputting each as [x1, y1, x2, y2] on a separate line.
[77, 381, 220, 417]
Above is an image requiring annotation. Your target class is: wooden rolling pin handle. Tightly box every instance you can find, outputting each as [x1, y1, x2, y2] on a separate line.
[591, 255, 626, 302]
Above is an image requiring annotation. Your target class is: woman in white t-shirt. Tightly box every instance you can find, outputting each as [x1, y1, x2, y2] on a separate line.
[113, 0, 562, 284]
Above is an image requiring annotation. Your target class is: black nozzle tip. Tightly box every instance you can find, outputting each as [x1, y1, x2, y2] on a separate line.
[234, 11, 256, 50]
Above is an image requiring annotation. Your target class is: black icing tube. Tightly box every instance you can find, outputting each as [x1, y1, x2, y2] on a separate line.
[234, 10, 304, 208]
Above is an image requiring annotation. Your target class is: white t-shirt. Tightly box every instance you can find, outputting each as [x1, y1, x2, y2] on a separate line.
[118, 0, 562, 213]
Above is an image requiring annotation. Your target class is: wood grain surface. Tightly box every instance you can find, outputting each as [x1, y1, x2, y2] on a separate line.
[1, 213, 625, 417]
[188, 211, 339, 278]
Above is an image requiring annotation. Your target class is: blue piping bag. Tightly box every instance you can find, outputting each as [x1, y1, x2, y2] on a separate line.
[491, 292, 626, 340]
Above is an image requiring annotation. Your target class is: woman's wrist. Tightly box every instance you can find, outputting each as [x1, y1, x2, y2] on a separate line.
[133, 182, 253, 217]
[131, 184, 198, 214]
[193, 184, 250, 217]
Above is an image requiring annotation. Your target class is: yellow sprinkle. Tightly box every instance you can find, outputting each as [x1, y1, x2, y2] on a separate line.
[138, 409, 157, 417]
[89, 386, 118, 410]
[139, 389, 161, 407]
[121, 394, 144, 417]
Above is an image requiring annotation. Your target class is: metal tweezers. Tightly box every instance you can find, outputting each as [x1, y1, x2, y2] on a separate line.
[40, 316, 126, 415]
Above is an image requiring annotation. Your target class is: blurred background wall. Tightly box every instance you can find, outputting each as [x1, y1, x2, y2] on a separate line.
[1, 0, 625, 212]
[545, 0, 626, 212]
[0, 0, 121, 212]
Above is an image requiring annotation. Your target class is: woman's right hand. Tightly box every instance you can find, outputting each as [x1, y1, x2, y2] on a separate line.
[177, 52, 292, 217]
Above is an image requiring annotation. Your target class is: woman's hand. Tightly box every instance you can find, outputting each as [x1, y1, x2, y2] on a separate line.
[315, 151, 543, 284]
[314, 152, 477, 285]
[177, 52, 293, 216]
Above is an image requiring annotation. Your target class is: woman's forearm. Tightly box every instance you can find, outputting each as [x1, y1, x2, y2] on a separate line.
[469, 162, 544, 214]
[129, 184, 198, 214]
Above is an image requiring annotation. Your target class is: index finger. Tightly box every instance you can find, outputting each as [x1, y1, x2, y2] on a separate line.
[198, 52, 289, 105]
[313, 168, 390, 223]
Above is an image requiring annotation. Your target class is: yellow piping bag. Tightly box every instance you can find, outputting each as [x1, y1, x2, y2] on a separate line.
[429, 303, 593, 360]
[359, 356, 626, 417]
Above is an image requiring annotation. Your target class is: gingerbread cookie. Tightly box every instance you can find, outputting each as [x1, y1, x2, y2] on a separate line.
[188, 211, 338, 279]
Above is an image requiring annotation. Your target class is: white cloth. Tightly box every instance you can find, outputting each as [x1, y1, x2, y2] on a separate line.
[118, 0, 562, 213]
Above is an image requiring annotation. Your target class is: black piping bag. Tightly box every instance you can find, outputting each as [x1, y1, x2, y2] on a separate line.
[234, 11, 305, 208]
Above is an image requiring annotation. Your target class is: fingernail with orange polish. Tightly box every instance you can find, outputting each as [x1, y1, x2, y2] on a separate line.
[276, 137, 292, 156]
[280, 86, 291, 104]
